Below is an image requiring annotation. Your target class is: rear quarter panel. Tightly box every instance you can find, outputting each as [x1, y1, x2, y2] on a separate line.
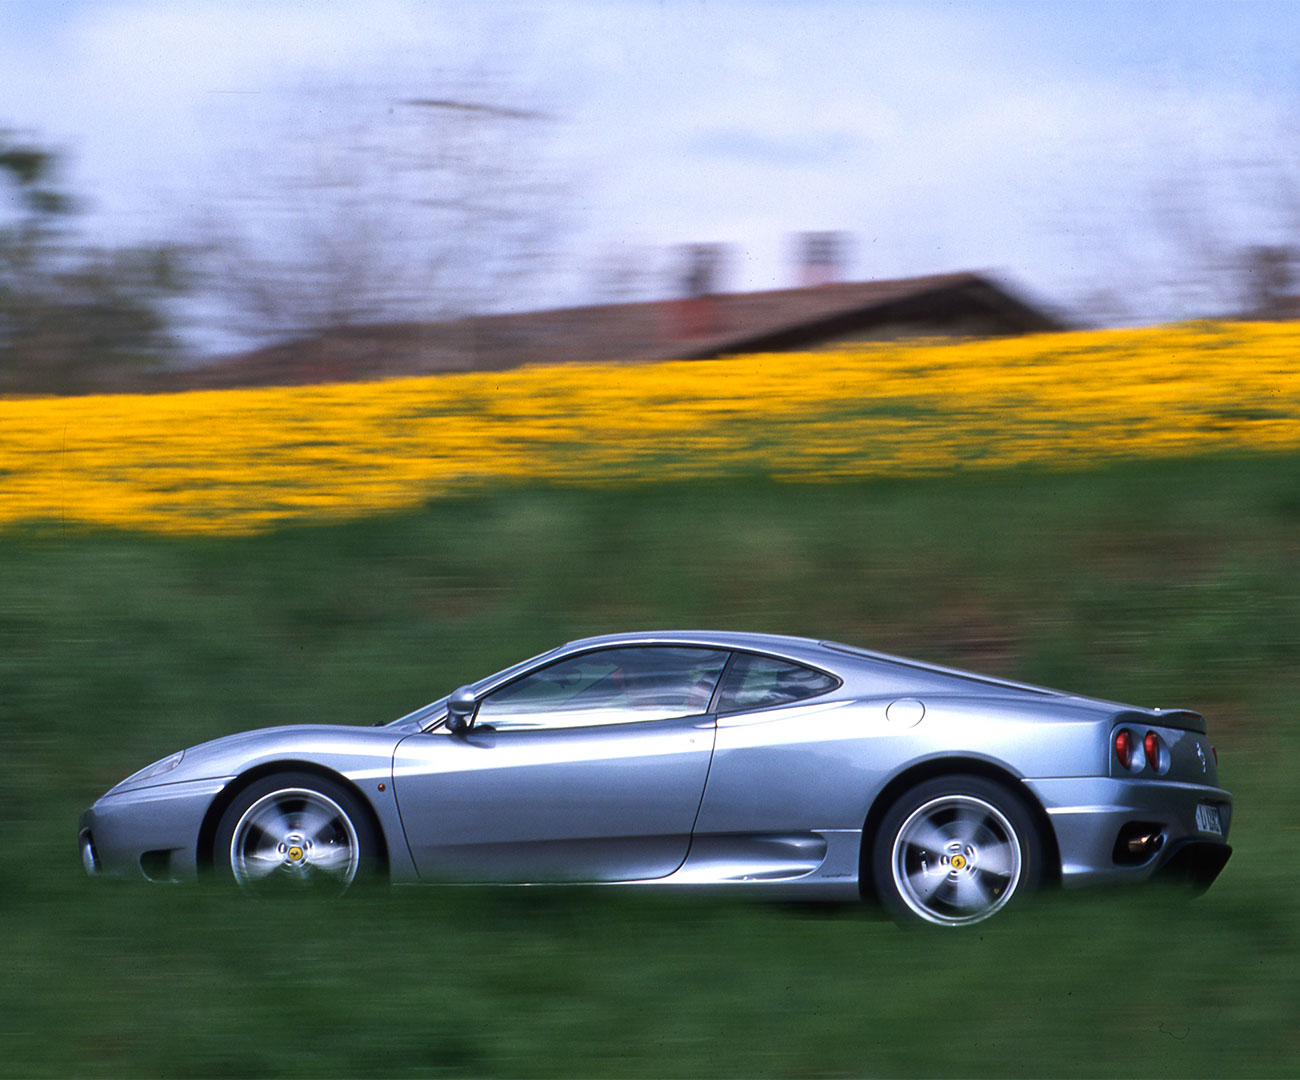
[694, 694, 1111, 835]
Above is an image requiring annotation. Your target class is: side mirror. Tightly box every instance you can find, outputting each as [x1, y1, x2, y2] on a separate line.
[446, 685, 478, 734]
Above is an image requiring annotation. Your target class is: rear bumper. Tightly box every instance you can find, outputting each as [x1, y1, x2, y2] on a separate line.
[1153, 839, 1233, 894]
[1025, 776, 1233, 890]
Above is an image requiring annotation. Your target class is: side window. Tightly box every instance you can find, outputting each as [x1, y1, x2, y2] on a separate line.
[715, 652, 839, 713]
[476, 646, 728, 731]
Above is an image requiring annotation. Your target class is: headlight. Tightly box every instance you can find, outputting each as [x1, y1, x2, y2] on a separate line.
[121, 750, 185, 786]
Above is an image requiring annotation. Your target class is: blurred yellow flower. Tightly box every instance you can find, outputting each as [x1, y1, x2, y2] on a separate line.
[2, 320, 1298, 534]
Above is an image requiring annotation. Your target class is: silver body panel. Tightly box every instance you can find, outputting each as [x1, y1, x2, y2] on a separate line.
[79, 631, 1233, 900]
[393, 713, 715, 881]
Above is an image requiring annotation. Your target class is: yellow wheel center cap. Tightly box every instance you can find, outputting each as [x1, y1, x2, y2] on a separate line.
[287, 846, 304, 862]
[951, 854, 967, 871]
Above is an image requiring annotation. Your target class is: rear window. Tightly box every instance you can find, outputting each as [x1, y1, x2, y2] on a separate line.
[715, 652, 839, 713]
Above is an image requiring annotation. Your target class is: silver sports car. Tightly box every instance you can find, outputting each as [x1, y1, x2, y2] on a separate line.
[79, 631, 1233, 925]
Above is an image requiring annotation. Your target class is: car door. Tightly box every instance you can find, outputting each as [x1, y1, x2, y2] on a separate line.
[392, 645, 728, 882]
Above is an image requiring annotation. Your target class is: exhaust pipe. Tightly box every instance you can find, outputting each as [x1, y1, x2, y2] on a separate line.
[1126, 832, 1165, 857]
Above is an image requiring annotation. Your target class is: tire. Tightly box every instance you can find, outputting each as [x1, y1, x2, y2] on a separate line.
[213, 772, 379, 895]
[871, 775, 1043, 927]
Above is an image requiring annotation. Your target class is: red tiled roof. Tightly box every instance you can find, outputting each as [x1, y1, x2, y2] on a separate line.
[173, 271, 1060, 389]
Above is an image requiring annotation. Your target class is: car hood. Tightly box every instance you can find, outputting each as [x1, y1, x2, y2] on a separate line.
[103, 723, 406, 797]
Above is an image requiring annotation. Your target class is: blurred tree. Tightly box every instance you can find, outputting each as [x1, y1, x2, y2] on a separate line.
[1132, 119, 1300, 323]
[195, 77, 570, 360]
[581, 242, 662, 306]
[1240, 244, 1296, 313]
[0, 130, 188, 394]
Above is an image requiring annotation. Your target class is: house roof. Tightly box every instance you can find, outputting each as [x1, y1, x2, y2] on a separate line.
[174, 270, 1063, 390]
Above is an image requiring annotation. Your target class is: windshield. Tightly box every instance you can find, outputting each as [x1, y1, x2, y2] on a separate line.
[381, 643, 567, 730]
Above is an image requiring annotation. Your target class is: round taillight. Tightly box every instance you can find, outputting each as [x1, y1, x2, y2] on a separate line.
[1115, 728, 1134, 769]
[1144, 731, 1161, 772]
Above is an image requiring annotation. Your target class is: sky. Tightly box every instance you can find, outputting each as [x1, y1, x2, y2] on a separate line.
[5, 0, 1300, 348]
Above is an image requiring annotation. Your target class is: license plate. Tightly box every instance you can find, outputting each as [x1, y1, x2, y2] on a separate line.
[1195, 803, 1223, 836]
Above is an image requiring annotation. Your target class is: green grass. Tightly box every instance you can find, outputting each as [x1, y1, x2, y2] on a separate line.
[2, 454, 1298, 1077]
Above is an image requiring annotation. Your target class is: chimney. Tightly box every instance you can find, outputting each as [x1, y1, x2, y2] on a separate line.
[668, 243, 728, 340]
[796, 231, 845, 287]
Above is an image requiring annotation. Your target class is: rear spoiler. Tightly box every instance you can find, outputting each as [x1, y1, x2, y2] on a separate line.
[1111, 708, 1206, 734]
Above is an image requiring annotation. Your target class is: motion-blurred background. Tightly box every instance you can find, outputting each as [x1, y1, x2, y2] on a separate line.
[6, 0, 1300, 391]
[2, 3, 1299, 1077]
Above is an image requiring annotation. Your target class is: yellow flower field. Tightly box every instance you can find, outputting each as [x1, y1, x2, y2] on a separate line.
[2, 320, 1299, 534]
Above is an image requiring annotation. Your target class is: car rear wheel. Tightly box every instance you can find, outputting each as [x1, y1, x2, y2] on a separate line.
[872, 775, 1043, 926]
[214, 772, 378, 895]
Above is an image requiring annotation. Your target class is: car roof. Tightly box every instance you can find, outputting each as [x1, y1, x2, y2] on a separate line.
[558, 630, 1067, 698]
[560, 629, 829, 661]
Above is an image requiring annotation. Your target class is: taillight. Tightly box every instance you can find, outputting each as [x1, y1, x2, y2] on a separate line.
[1115, 729, 1134, 770]
[1211, 744, 1218, 765]
[1143, 731, 1161, 772]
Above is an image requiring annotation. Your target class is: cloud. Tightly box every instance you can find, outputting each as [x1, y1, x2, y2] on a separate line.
[681, 127, 867, 167]
[4, 0, 1299, 328]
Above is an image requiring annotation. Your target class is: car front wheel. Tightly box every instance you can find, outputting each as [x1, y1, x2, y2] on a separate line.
[872, 775, 1043, 926]
[213, 772, 378, 895]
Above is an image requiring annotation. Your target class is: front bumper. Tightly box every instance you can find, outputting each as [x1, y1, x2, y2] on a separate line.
[1025, 776, 1233, 890]
[79, 776, 231, 882]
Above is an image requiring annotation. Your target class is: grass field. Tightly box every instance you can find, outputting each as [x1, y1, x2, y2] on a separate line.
[2, 456, 1298, 1077]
